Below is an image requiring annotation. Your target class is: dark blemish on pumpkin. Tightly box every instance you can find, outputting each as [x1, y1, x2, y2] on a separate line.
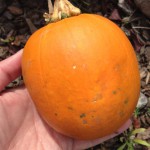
[118, 88, 121, 91]
[91, 115, 94, 118]
[112, 90, 117, 95]
[54, 113, 58, 116]
[80, 113, 86, 118]
[82, 120, 88, 124]
[67, 106, 73, 110]
[124, 99, 129, 104]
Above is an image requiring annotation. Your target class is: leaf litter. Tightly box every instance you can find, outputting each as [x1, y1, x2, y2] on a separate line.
[0, 0, 149, 149]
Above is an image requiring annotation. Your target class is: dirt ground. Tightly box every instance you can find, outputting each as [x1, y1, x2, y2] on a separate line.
[0, 0, 150, 149]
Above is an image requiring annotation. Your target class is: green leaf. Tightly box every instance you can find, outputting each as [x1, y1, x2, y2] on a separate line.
[127, 147, 134, 150]
[126, 142, 134, 150]
[133, 139, 150, 147]
[0, 37, 14, 43]
[117, 143, 127, 150]
[134, 107, 140, 117]
[119, 137, 125, 142]
[131, 128, 146, 135]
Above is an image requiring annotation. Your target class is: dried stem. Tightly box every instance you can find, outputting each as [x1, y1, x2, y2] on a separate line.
[48, 0, 53, 14]
[44, 0, 81, 23]
[26, 18, 37, 33]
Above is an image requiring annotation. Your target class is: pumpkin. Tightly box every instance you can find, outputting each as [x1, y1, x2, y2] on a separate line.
[22, 14, 140, 140]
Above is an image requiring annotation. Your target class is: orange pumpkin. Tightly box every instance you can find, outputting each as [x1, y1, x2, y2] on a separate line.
[22, 14, 140, 140]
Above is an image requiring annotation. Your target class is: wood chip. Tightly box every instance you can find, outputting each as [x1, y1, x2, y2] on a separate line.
[146, 72, 150, 85]
[25, 18, 37, 34]
[7, 6, 23, 15]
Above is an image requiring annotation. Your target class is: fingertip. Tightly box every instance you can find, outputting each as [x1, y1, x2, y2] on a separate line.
[0, 50, 23, 91]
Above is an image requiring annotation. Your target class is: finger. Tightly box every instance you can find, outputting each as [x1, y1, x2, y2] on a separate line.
[0, 50, 23, 91]
[73, 119, 131, 150]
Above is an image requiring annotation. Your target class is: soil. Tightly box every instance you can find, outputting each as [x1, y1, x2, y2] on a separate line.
[0, 0, 150, 149]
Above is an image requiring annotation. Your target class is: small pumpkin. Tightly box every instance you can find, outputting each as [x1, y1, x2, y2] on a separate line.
[22, 13, 140, 140]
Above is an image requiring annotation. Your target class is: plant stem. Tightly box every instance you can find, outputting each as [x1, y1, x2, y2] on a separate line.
[44, 0, 81, 23]
[48, 0, 53, 14]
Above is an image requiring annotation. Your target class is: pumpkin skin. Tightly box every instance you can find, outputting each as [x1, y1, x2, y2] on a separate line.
[22, 14, 140, 140]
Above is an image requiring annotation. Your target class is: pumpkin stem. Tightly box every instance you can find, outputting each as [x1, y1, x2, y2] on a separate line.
[44, 0, 81, 23]
[48, 0, 54, 14]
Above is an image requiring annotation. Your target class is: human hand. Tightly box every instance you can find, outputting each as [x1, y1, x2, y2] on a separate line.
[0, 50, 131, 150]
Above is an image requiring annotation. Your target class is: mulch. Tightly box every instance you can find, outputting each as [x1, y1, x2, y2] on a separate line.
[0, 0, 150, 149]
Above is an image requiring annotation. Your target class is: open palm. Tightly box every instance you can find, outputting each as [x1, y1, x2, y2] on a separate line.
[0, 50, 131, 150]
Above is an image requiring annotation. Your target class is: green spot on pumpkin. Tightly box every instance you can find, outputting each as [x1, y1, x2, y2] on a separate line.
[124, 99, 129, 104]
[67, 106, 73, 110]
[112, 90, 117, 94]
[80, 113, 86, 118]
